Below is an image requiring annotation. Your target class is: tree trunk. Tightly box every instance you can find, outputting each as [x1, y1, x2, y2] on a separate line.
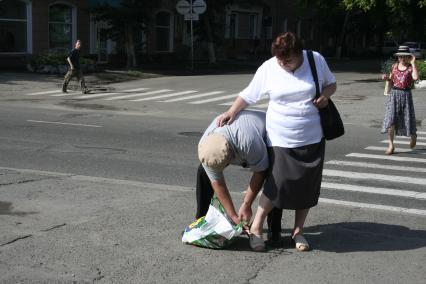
[125, 24, 137, 68]
[203, 11, 216, 64]
[335, 10, 350, 58]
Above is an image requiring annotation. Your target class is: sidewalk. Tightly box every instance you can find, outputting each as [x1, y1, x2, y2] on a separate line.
[1, 167, 425, 283]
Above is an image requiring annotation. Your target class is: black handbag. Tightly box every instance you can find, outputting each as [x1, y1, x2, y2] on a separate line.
[307, 50, 344, 140]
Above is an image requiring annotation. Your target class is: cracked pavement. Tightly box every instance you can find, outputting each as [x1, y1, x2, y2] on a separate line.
[0, 167, 425, 283]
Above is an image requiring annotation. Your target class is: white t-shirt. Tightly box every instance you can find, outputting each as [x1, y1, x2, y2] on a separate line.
[239, 50, 336, 148]
[199, 110, 268, 182]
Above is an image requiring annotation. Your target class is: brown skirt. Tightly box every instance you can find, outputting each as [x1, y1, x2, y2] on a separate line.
[263, 139, 325, 210]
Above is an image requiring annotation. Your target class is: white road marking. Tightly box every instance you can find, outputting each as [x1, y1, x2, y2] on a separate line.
[397, 136, 426, 140]
[319, 198, 426, 216]
[51, 92, 78, 97]
[326, 160, 426, 173]
[189, 94, 239, 104]
[26, 120, 102, 128]
[160, 91, 224, 102]
[346, 153, 426, 163]
[417, 131, 426, 135]
[131, 90, 198, 102]
[26, 90, 62, 96]
[1, 166, 424, 216]
[381, 140, 426, 146]
[321, 182, 426, 200]
[105, 89, 173, 100]
[75, 92, 119, 99]
[323, 169, 426, 185]
[364, 146, 414, 153]
[121, 88, 150, 92]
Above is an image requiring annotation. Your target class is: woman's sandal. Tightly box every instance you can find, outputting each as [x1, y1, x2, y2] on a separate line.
[292, 234, 310, 252]
[385, 146, 395, 155]
[410, 135, 417, 149]
[249, 233, 266, 252]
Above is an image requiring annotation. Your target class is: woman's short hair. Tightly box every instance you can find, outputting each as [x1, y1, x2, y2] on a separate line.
[271, 32, 303, 60]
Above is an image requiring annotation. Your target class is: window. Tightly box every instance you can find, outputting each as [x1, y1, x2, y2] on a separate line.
[49, 4, 74, 51]
[0, 0, 29, 52]
[229, 12, 258, 39]
[155, 11, 172, 52]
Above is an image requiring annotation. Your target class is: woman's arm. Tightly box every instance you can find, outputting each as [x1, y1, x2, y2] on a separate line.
[313, 82, 337, 109]
[216, 96, 248, 127]
[411, 56, 419, 81]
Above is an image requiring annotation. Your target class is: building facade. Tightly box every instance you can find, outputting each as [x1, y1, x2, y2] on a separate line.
[0, 0, 336, 69]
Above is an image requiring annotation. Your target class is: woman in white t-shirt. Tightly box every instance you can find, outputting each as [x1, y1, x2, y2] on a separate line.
[217, 32, 337, 252]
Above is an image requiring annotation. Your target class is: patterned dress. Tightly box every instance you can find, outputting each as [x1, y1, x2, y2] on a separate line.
[381, 64, 417, 136]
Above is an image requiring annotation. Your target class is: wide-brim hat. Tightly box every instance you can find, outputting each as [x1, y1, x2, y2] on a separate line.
[198, 133, 233, 171]
[394, 45, 412, 56]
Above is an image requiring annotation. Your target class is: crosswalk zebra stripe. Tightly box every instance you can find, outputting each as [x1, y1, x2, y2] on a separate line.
[346, 153, 426, 163]
[26, 90, 61, 96]
[417, 131, 426, 135]
[121, 88, 150, 92]
[51, 92, 77, 97]
[326, 160, 426, 173]
[189, 94, 239, 104]
[131, 90, 198, 102]
[76, 92, 119, 99]
[319, 198, 426, 216]
[381, 140, 426, 146]
[323, 169, 426, 185]
[321, 182, 426, 199]
[397, 136, 426, 140]
[105, 89, 173, 100]
[364, 146, 426, 154]
[160, 91, 224, 103]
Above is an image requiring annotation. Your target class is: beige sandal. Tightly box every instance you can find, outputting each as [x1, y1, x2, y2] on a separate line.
[292, 234, 310, 252]
[249, 233, 266, 252]
[385, 146, 394, 155]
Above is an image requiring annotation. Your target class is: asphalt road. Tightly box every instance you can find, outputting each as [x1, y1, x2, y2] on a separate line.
[0, 67, 425, 283]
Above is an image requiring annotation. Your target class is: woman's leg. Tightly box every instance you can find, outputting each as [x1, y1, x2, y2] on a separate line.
[410, 134, 417, 149]
[250, 193, 275, 237]
[385, 125, 395, 154]
[292, 209, 310, 237]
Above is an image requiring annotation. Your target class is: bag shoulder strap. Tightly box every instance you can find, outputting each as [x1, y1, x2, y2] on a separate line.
[307, 50, 320, 99]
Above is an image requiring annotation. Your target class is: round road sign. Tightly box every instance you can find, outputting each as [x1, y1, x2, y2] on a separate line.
[192, 0, 207, 14]
[176, 0, 191, 15]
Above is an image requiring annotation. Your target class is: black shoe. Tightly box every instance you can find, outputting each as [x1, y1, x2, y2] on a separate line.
[62, 90, 67, 93]
[266, 231, 283, 248]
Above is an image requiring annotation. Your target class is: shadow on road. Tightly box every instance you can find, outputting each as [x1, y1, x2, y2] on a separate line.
[305, 222, 426, 253]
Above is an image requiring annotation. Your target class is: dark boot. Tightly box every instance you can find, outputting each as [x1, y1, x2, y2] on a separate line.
[62, 82, 68, 93]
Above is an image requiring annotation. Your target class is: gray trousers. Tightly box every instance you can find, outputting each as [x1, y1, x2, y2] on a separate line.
[62, 69, 86, 91]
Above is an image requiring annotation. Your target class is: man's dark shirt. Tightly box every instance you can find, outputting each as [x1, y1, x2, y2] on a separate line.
[68, 48, 80, 70]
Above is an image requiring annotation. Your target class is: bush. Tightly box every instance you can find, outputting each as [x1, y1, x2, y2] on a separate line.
[416, 60, 426, 80]
[30, 53, 95, 69]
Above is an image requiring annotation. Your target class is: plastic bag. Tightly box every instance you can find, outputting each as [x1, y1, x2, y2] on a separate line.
[384, 80, 391, 96]
[182, 196, 243, 249]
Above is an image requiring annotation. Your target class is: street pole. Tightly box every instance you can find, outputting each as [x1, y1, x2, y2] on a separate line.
[190, 0, 194, 70]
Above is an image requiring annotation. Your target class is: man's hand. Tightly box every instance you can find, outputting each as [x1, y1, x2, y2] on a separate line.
[238, 202, 252, 225]
[229, 214, 241, 226]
